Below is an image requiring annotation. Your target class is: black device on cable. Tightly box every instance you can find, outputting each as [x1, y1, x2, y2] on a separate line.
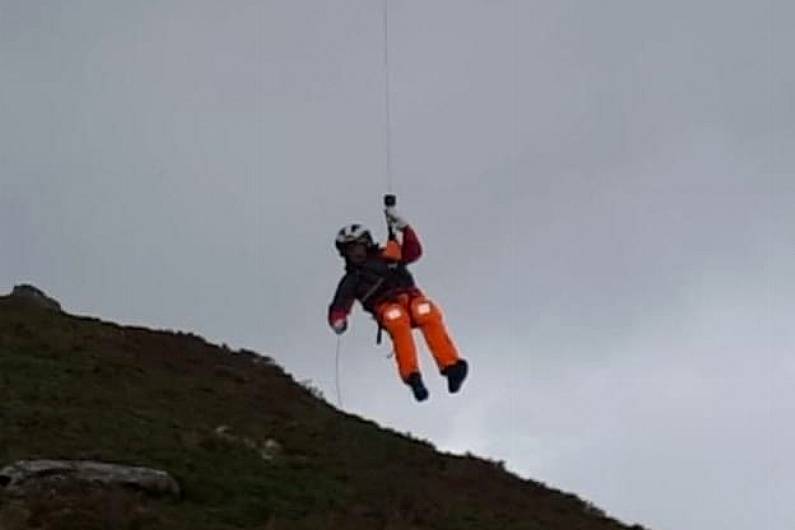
[384, 194, 397, 240]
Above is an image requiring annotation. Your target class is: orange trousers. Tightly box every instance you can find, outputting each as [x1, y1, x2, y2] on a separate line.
[376, 294, 461, 382]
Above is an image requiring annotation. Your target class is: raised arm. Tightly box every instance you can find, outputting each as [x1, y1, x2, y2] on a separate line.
[385, 206, 423, 264]
[400, 226, 423, 264]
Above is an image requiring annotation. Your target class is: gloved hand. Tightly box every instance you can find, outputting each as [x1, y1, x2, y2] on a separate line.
[385, 206, 409, 231]
[330, 318, 348, 335]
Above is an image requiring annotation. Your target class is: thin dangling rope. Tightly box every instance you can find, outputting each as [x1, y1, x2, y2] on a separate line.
[335, 335, 343, 408]
[332, 2, 391, 411]
[383, 0, 393, 193]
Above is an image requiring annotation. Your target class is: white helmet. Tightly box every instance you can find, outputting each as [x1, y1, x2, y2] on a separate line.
[335, 224, 375, 255]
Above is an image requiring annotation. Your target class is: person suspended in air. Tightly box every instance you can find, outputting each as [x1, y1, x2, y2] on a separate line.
[327, 195, 468, 402]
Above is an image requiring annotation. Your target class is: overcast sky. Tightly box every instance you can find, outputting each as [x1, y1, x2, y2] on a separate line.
[1, 1, 792, 529]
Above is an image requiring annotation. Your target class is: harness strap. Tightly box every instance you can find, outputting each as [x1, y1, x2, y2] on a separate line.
[360, 277, 385, 305]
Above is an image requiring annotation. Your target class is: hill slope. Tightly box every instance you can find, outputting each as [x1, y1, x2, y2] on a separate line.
[0, 291, 649, 530]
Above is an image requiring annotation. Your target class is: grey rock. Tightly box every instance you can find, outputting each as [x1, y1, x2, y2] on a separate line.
[9, 284, 62, 311]
[214, 425, 283, 462]
[0, 460, 180, 498]
[261, 439, 283, 462]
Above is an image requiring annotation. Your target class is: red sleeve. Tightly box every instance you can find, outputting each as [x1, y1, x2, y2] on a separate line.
[401, 226, 423, 264]
[328, 308, 349, 326]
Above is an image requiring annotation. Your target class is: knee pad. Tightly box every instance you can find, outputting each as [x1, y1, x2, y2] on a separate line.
[379, 304, 411, 332]
[410, 298, 442, 326]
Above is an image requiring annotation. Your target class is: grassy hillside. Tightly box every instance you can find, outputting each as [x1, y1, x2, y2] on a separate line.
[0, 293, 648, 530]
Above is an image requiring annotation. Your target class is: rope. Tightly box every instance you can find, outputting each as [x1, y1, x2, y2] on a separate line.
[332, 1, 395, 412]
[335, 335, 343, 408]
[383, 0, 393, 193]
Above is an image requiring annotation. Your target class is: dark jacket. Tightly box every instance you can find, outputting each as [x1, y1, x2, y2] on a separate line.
[328, 226, 423, 323]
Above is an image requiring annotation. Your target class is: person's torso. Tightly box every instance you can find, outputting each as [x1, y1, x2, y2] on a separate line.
[349, 254, 417, 312]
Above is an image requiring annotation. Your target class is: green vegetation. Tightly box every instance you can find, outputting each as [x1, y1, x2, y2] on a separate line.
[0, 295, 646, 529]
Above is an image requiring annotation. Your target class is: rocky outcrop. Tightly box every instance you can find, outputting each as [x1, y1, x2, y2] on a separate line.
[0, 460, 181, 499]
[8, 284, 62, 312]
[214, 425, 284, 462]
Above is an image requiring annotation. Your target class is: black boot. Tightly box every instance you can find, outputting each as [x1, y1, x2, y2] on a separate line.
[405, 373, 429, 402]
[442, 360, 468, 393]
